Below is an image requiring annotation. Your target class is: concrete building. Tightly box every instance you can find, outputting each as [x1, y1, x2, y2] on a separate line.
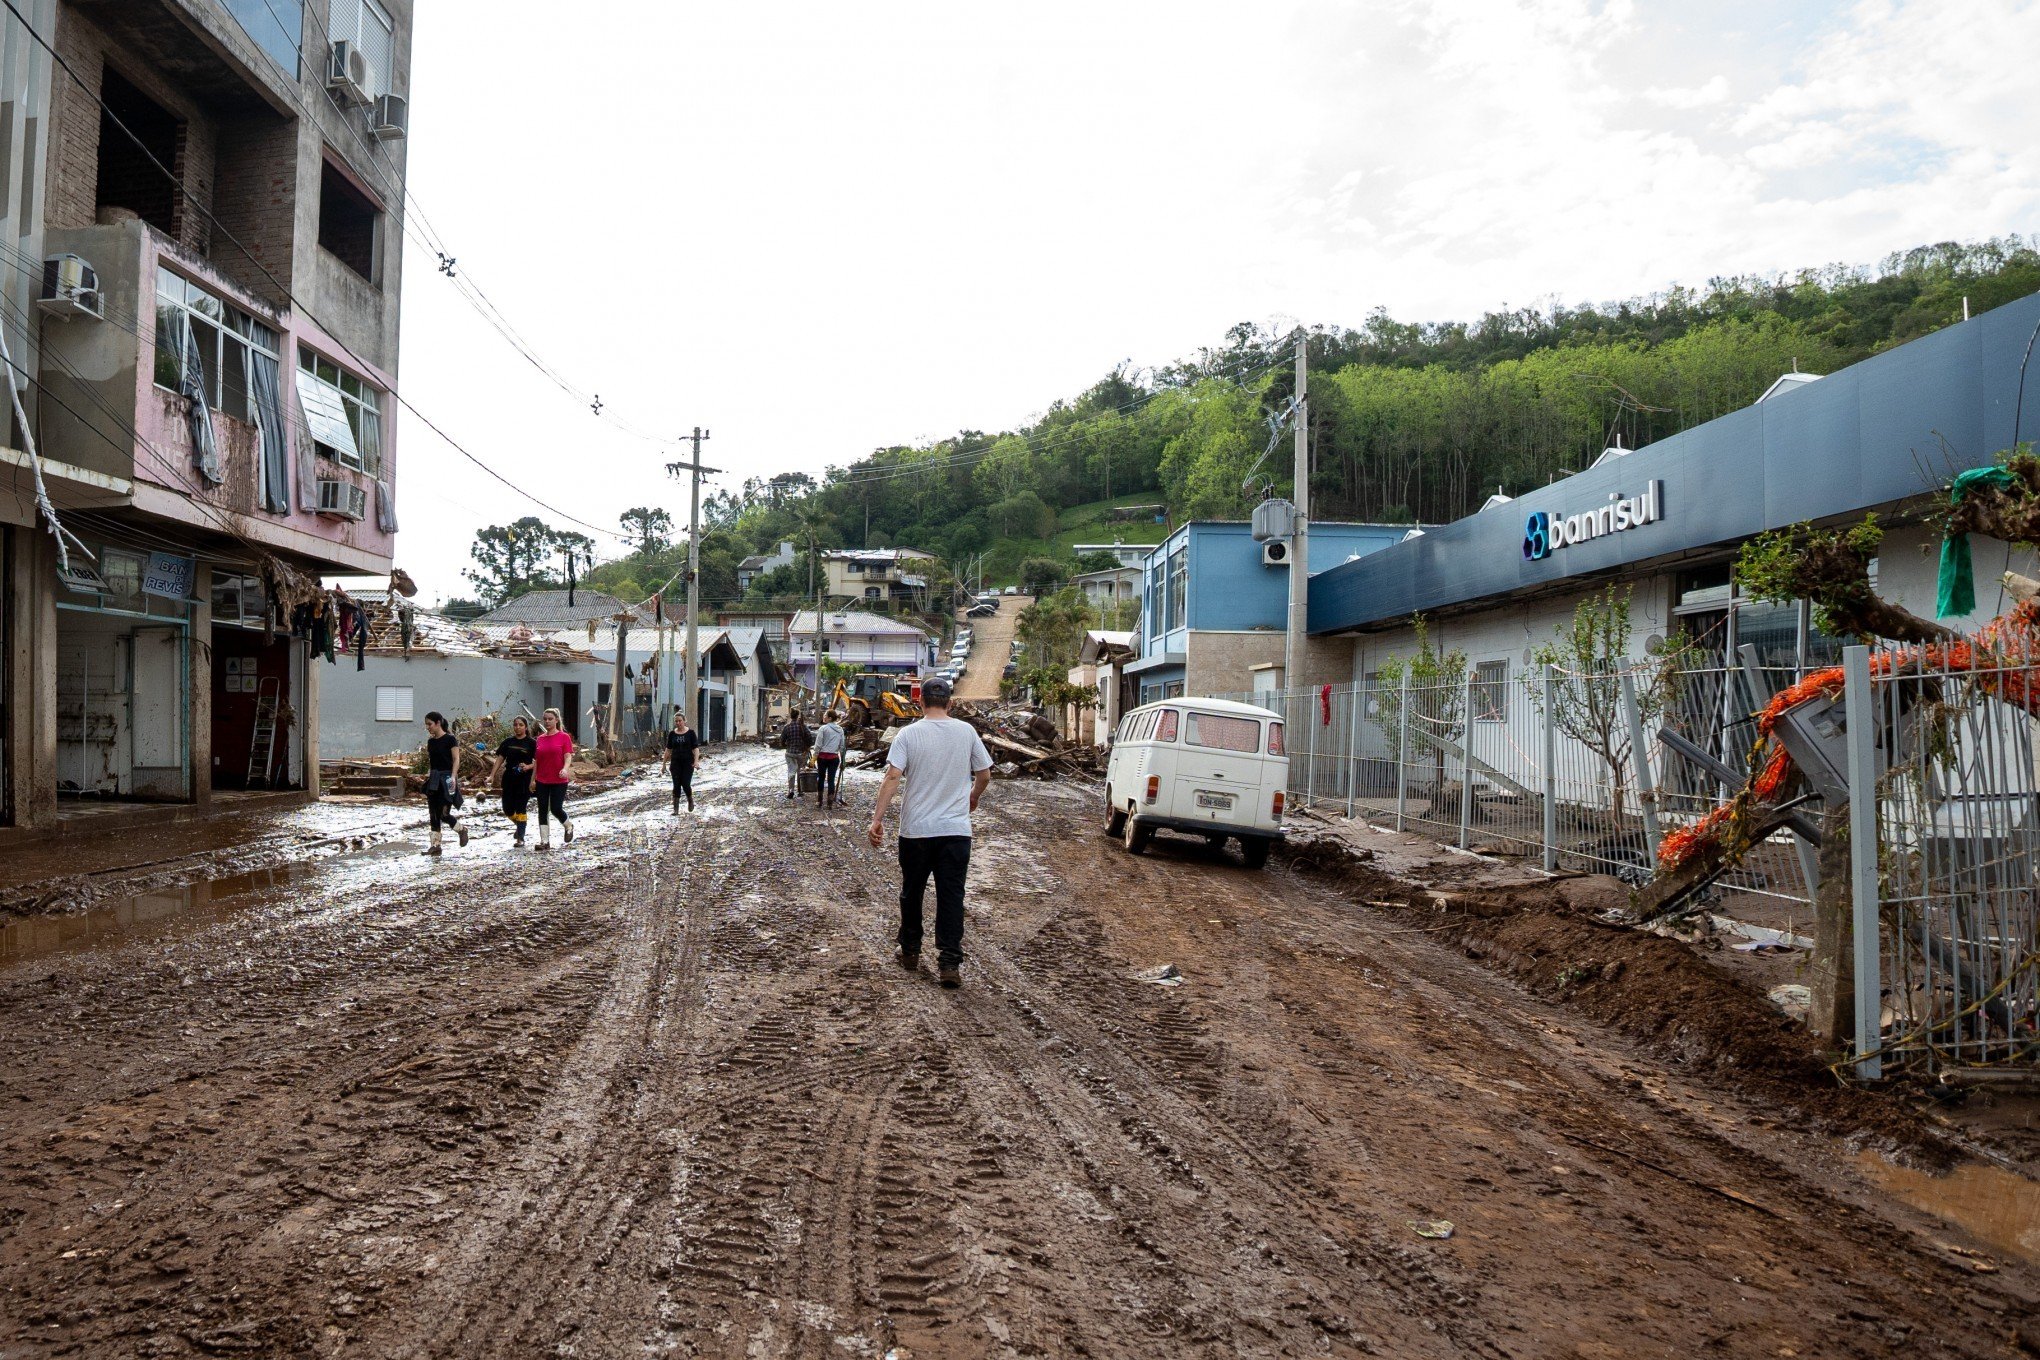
[1128, 521, 1407, 704]
[1072, 540, 1158, 570]
[821, 547, 937, 610]
[1069, 630, 1135, 745]
[788, 608, 935, 689]
[1072, 564, 1139, 614]
[1, 0, 413, 832]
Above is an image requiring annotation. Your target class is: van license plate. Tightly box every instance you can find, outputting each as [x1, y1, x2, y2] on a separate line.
[1195, 791, 1235, 811]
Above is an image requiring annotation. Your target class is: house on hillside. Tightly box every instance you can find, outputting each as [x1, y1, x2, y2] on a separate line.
[822, 548, 938, 610]
[1072, 541, 1158, 570]
[1072, 565, 1141, 614]
[788, 609, 936, 689]
[1130, 522, 1409, 703]
[0, 0, 419, 829]
[717, 610, 794, 666]
[737, 542, 796, 593]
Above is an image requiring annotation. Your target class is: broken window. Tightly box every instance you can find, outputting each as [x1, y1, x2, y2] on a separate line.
[295, 345, 381, 472]
[96, 69, 179, 235]
[317, 160, 380, 282]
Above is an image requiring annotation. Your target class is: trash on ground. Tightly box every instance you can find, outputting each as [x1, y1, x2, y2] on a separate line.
[1136, 963, 1184, 986]
[1410, 1219, 1455, 1239]
[1767, 984, 1812, 1020]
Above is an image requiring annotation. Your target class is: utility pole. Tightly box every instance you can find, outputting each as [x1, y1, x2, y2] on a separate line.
[666, 427, 718, 735]
[1283, 330, 1309, 690]
[607, 610, 630, 747]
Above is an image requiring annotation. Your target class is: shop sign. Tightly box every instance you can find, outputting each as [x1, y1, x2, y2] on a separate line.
[1522, 480, 1663, 562]
[142, 552, 196, 600]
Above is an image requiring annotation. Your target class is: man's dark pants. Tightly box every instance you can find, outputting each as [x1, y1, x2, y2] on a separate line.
[897, 835, 971, 966]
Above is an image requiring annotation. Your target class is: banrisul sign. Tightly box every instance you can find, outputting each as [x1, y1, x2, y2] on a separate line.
[1522, 480, 1663, 561]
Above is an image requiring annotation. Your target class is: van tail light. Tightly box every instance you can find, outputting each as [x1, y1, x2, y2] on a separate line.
[1144, 775, 1159, 805]
[1272, 791, 1285, 820]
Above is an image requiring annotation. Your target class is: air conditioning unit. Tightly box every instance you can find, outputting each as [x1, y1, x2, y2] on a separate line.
[315, 479, 368, 521]
[1262, 539, 1291, 567]
[327, 41, 372, 105]
[370, 93, 407, 140]
[37, 254, 102, 320]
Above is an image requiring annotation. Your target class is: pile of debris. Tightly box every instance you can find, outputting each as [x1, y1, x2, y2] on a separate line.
[843, 700, 1101, 778]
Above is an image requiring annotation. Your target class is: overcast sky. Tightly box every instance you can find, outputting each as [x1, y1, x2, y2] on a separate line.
[385, 0, 2040, 603]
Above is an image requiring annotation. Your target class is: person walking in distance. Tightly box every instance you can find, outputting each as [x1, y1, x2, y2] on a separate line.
[491, 715, 538, 847]
[421, 711, 469, 856]
[532, 706, 576, 850]
[866, 678, 991, 988]
[782, 711, 814, 800]
[662, 710, 703, 814]
[813, 709, 846, 810]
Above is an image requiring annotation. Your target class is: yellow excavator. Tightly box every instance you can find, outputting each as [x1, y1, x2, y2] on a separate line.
[826, 672, 923, 732]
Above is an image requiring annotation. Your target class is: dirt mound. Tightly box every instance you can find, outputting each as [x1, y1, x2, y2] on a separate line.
[1281, 848, 1951, 1160]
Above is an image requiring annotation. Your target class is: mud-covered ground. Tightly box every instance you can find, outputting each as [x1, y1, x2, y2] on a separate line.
[0, 749, 2035, 1358]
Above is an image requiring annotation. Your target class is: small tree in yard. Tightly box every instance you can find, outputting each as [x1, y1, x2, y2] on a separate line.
[1371, 616, 1467, 790]
[1529, 585, 1690, 826]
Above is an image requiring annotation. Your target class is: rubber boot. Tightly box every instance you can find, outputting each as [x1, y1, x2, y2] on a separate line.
[456, 818, 469, 848]
[426, 828, 443, 857]
[513, 816, 526, 847]
[563, 819, 575, 845]
[538, 823, 551, 852]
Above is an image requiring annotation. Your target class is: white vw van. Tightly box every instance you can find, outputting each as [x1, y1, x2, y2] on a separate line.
[1103, 697, 1287, 868]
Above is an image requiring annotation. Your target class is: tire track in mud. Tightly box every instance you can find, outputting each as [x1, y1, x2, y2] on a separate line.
[377, 814, 730, 1356]
[785, 805, 1478, 1358]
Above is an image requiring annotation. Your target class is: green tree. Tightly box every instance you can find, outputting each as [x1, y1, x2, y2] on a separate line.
[1019, 557, 1069, 592]
[1371, 616, 1467, 795]
[1528, 586, 1692, 825]
[620, 506, 673, 557]
[465, 516, 564, 605]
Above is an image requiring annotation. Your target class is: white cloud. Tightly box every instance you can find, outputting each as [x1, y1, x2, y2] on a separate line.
[389, 0, 2040, 601]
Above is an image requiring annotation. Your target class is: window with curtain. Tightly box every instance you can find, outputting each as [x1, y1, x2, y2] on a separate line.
[154, 265, 276, 423]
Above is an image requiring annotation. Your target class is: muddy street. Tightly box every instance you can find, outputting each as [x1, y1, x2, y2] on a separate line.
[0, 750, 2035, 1358]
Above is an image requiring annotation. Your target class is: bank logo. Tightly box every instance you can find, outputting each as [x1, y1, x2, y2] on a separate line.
[1522, 480, 1662, 563]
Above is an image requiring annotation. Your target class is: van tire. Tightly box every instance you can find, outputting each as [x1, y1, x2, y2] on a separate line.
[1123, 814, 1152, 855]
[1104, 789, 1127, 838]
[1239, 838, 1270, 870]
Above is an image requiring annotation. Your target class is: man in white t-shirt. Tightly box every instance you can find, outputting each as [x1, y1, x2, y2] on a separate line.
[866, 678, 993, 989]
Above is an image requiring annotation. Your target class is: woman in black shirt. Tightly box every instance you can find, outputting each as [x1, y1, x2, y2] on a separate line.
[662, 711, 704, 813]
[492, 715, 539, 847]
[422, 711, 468, 855]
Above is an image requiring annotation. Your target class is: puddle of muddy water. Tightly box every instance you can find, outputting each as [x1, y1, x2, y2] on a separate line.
[1857, 1151, 2040, 1264]
[0, 862, 320, 965]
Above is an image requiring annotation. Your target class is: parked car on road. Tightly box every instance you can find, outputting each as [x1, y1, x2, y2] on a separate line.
[1103, 698, 1286, 869]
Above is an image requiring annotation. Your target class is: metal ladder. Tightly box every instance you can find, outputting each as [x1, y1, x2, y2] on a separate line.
[246, 677, 281, 787]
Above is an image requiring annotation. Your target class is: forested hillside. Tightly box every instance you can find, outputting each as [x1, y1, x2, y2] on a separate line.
[456, 238, 2040, 615]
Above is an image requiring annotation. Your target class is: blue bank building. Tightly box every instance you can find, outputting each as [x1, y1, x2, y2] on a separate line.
[1128, 521, 1410, 704]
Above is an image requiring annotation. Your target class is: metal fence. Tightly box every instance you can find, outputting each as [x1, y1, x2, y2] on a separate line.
[1855, 648, 2040, 1073]
[1218, 641, 2040, 1075]
[1218, 657, 1818, 910]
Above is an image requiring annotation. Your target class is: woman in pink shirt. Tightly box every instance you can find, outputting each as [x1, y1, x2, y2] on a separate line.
[532, 706, 576, 850]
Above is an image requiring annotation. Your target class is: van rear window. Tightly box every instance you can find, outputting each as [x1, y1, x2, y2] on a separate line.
[1187, 713, 1260, 753]
[1156, 709, 1179, 741]
[1267, 721, 1285, 755]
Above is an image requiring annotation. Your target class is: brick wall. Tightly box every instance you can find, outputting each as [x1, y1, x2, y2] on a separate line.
[210, 117, 297, 308]
[42, 8, 101, 231]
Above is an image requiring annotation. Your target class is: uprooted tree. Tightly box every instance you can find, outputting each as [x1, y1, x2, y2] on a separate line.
[1636, 443, 2040, 1042]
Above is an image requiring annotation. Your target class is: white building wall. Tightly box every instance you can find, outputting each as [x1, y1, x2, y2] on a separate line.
[319, 655, 527, 759]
